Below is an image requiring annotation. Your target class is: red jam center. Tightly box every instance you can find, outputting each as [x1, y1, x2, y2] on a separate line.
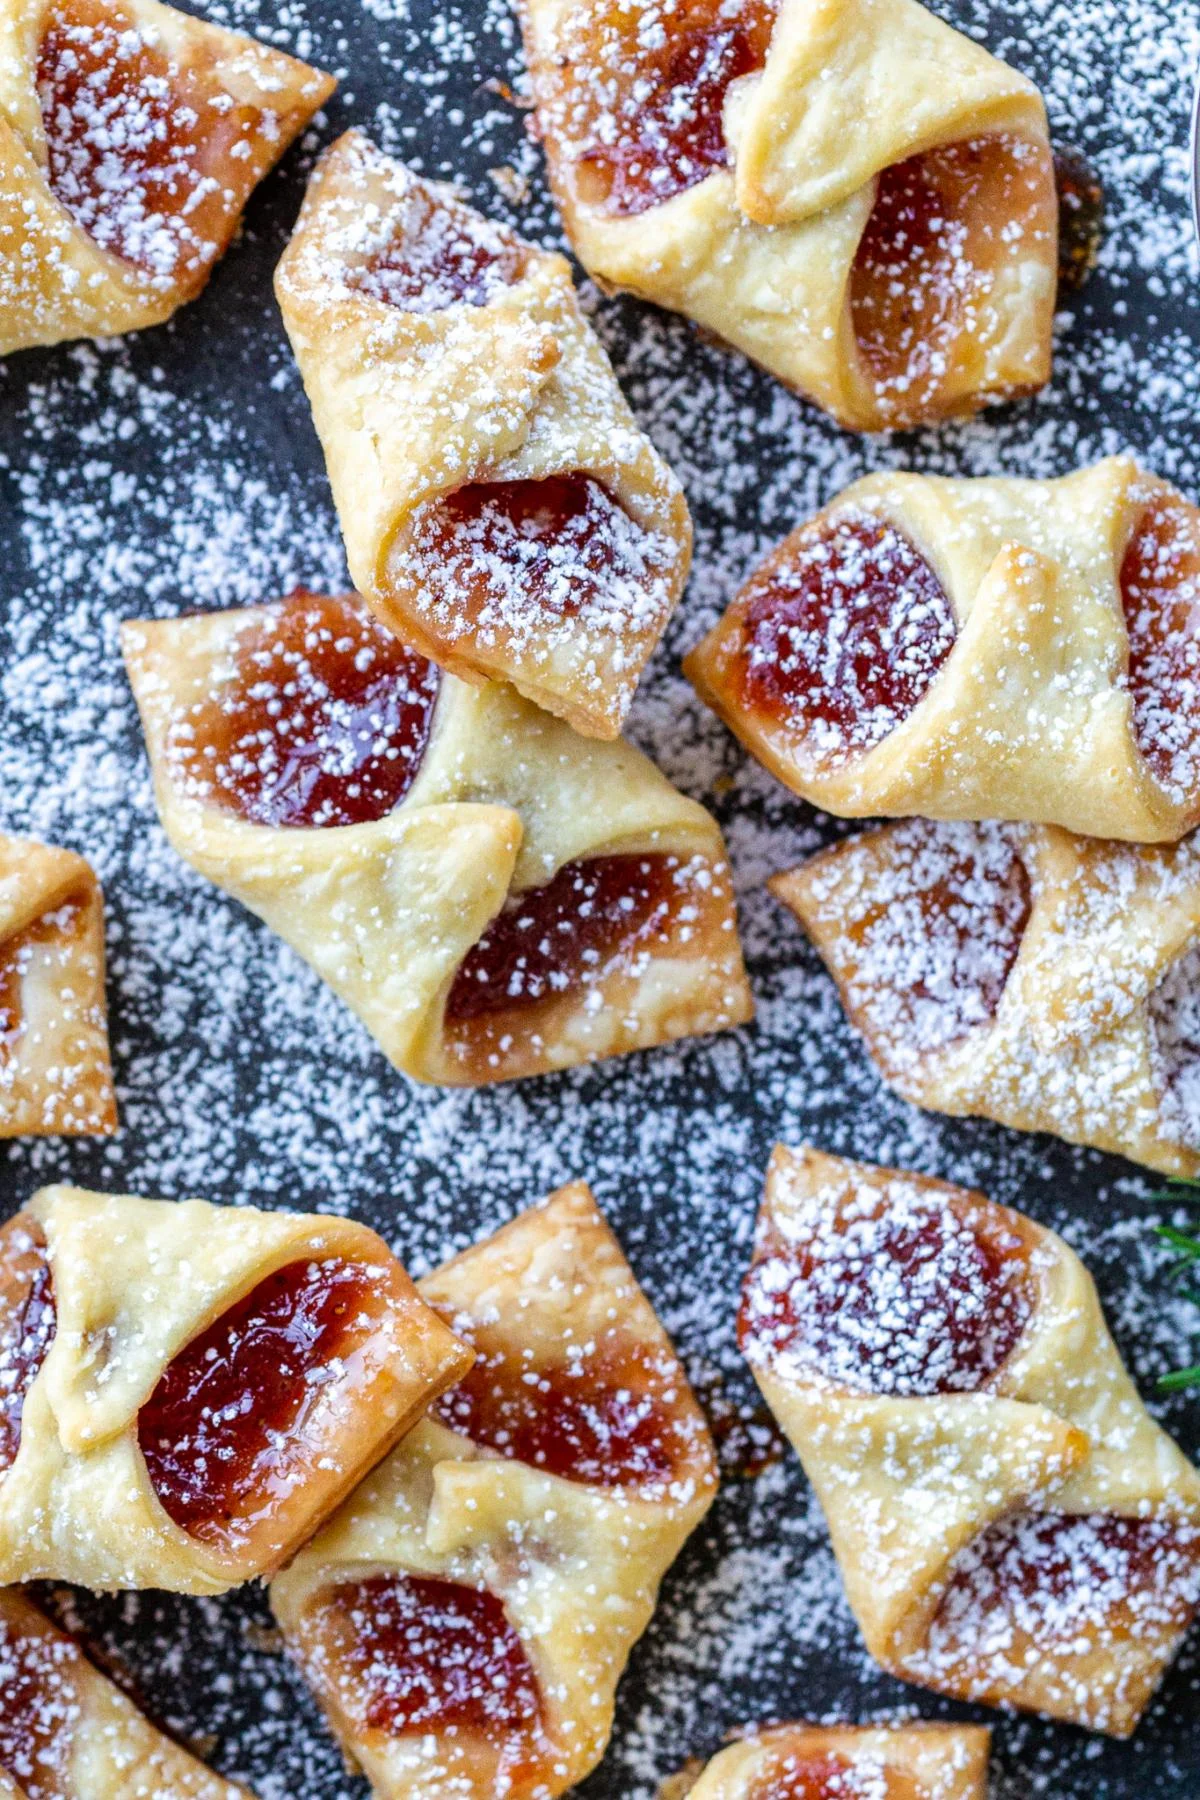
[0, 899, 83, 1063]
[432, 1328, 685, 1489]
[169, 590, 441, 830]
[352, 186, 529, 312]
[320, 1573, 545, 1770]
[396, 475, 674, 638]
[838, 819, 1032, 1072]
[0, 1605, 80, 1798]
[738, 1189, 1031, 1397]
[1120, 493, 1200, 799]
[851, 136, 1043, 410]
[736, 511, 957, 760]
[0, 1217, 56, 1477]
[572, 0, 778, 216]
[138, 1257, 378, 1544]
[753, 1756, 915, 1800]
[38, 0, 262, 282]
[929, 1511, 1200, 1658]
[445, 852, 693, 1025]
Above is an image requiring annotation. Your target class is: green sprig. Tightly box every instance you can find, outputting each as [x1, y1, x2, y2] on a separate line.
[1152, 1186, 1200, 1390]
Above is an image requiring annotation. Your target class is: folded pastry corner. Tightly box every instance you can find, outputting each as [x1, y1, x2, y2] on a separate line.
[122, 589, 751, 1086]
[772, 816, 1200, 1175]
[0, 1185, 472, 1592]
[687, 458, 1200, 842]
[0, 832, 115, 1138]
[672, 1721, 991, 1800]
[520, 0, 1056, 430]
[0, 1586, 256, 1797]
[738, 1145, 1200, 1734]
[271, 1179, 719, 1798]
[1, 0, 335, 352]
[274, 130, 692, 739]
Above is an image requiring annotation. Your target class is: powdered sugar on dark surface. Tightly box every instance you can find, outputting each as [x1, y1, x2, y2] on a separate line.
[3, 0, 1200, 1794]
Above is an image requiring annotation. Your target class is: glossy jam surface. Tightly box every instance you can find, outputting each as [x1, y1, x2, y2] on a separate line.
[851, 135, 1047, 415]
[570, 0, 778, 215]
[138, 1257, 380, 1544]
[1054, 148, 1105, 294]
[753, 1756, 916, 1800]
[739, 1180, 1032, 1396]
[0, 898, 83, 1063]
[0, 1217, 56, 1477]
[394, 475, 677, 645]
[735, 510, 957, 761]
[1120, 494, 1200, 800]
[446, 852, 692, 1025]
[816, 819, 1032, 1079]
[432, 1322, 688, 1489]
[38, 0, 265, 283]
[0, 1604, 80, 1798]
[352, 183, 529, 312]
[315, 1574, 546, 1774]
[167, 590, 441, 829]
[925, 1511, 1200, 1677]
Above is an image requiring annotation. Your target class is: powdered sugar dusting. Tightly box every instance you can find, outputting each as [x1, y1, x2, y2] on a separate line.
[2, 0, 1200, 1792]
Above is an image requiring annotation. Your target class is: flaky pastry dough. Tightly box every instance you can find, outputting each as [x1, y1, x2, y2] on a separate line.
[0, 0, 333, 352]
[274, 130, 692, 739]
[0, 831, 115, 1138]
[520, 0, 1055, 430]
[739, 1146, 1200, 1734]
[687, 458, 1200, 842]
[773, 817, 1200, 1176]
[271, 1180, 719, 1799]
[672, 1722, 990, 1800]
[0, 1587, 254, 1798]
[121, 591, 751, 1086]
[0, 1185, 470, 1593]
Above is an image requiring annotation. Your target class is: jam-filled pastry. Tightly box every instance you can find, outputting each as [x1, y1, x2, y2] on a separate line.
[687, 458, 1200, 841]
[671, 1722, 990, 1800]
[121, 589, 750, 1086]
[0, 833, 115, 1139]
[740, 1145, 1200, 1734]
[0, 0, 334, 354]
[270, 1181, 718, 1799]
[274, 131, 692, 740]
[0, 1587, 255, 1798]
[771, 817, 1200, 1176]
[519, 0, 1056, 431]
[0, 1184, 471, 1592]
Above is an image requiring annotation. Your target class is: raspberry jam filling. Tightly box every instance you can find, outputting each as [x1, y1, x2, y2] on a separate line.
[311, 1573, 546, 1773]
[444, 852, 699, 1028]
[753, 1755, 915, 1800]
[167, 590, 441, 829]
[0, 898, 84, 1063]
[351, 184, 529, 312]
[828, 819, 1032, 1076]
[739, 1183, 1032, 1396]
[394, 474, 677, 643]
[138, 1257, 383, 1545]
[0, 1216, 56, 1476]
[1149, 939, 1200, 1150]
[735, 510, 957, 760]
[38, 0, 268, 283]
[0, 1604, 80, 1798]
[1120, 493, 1200, 800]
[432, 1325, 687, 1489]
[572, 0, 778, 215]
[922, 1510, 1200, 1684]
[851, 135, 1050, 413]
